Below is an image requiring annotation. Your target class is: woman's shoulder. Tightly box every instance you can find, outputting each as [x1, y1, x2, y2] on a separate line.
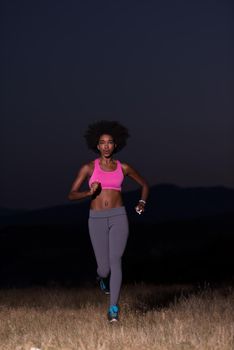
[80, 159, 97, 175]
[118, 160, 129, 167]
[118, 160, 130, 176]
[87, 158, 96, 166]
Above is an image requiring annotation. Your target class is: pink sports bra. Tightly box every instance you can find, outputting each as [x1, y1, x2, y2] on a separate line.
[88, 158, 124, 191]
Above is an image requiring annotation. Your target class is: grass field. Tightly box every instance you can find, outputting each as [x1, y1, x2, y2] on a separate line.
[0, 282, 233, 350]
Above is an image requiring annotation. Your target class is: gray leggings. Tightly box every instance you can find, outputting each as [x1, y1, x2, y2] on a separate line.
[88, 206, 129, 306]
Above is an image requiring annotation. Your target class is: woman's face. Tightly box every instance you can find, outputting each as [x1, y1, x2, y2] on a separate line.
[97, 134, 116, 157]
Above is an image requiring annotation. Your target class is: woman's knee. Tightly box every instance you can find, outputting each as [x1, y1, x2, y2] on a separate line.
[98, 266, 110, 278]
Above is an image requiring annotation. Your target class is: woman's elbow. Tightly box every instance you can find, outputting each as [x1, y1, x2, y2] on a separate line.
[68, 192, 75, 201]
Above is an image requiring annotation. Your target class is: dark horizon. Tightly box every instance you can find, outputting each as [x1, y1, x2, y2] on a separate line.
[1, 183, 233, 230]
[0, 182, 234, 212]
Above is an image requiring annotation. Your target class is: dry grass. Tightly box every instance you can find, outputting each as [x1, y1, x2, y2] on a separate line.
[0, 282, 233, 350]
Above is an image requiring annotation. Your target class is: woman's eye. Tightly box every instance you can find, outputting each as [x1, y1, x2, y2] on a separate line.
[99, 140, 113, 145]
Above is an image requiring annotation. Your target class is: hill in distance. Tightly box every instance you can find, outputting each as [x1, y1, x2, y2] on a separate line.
[1, 183, 233, 228]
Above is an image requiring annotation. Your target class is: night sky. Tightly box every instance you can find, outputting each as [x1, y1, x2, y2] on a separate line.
[1, 0, 233, 210]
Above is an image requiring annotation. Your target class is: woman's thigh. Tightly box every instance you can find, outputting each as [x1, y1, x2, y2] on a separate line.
[88, 217, 110, 265]
[109, 214, 129, 259]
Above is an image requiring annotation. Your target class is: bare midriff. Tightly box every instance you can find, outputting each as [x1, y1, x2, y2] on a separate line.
[90, 189, 123, 210]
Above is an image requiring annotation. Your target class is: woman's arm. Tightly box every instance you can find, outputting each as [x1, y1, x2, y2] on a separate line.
[68, 163, 99, 201]
[122, 163, 150, 213]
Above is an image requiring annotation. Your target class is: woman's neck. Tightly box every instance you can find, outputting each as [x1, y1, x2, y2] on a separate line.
[99, 156, 115, 165]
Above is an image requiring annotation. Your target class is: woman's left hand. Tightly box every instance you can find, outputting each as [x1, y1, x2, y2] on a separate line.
[135, 202, 145, 215]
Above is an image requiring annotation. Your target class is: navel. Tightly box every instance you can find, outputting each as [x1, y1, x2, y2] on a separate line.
[104, 200, 109, 207]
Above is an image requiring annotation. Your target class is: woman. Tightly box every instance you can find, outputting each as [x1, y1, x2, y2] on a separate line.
[68, 120, 149, 322]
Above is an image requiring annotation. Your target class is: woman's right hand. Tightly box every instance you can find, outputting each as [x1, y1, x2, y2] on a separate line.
[89, 181, 101, 196]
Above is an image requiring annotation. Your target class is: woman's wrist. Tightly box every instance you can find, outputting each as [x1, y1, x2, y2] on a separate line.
[138, 199, 146, 205]
[87, 189, 93, 197]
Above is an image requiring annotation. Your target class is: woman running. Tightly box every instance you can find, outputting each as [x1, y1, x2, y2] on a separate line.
[68, 120, 149, 322]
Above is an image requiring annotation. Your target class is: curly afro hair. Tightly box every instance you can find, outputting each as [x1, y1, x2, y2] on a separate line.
[84, 120, 130, 154]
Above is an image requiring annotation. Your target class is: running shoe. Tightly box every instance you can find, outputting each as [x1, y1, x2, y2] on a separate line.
[96, 275, 110, 294]
[108, 304, 119, 322]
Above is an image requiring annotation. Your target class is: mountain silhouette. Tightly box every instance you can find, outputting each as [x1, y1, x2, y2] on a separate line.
[0, 184, 234, 228]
